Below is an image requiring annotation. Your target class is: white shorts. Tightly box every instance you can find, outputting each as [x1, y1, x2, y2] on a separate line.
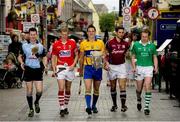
[108, 63, 127, 80]
[135, 66, 154, 81]
[56, 65, 75, 81]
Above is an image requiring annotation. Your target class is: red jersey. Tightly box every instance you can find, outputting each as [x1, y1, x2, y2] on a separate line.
[106, 37, 129, 65]
[52, 39, 77, 66]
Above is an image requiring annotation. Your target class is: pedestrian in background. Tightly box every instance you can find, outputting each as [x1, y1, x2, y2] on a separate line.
[104, 26, 129, 112]
[51, 25, 78, 117]
[131, 29, 158, 115]
[79, 25, 105, 116]
[18, 27, 47, 117]
[20, 33, 27, 44]
[8, 34, 22, 58]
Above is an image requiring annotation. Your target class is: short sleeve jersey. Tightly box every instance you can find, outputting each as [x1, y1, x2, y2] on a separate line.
[21, 42, 45, 68]
[80, 39, 105, 65]
[51, 39, 77, 66]
[131, 40, 157, 66]
[106, 37, 129, 65]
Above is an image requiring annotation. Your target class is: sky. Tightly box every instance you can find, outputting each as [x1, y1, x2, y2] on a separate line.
[92, 0, 119, 12]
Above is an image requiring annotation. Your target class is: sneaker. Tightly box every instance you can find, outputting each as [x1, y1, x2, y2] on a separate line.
[35, 103, 40, 113]
[64, 108, 69, 115]
[60, 109, 65, 117]
[144, 109, 150, 115]
[28, 109, 34, 117]
[86, 108, 92, 115]
[92, 107, 98, 113]
[110, 105, 118, 112]
[121, 105, 128, 112]
[137, 103, 142, 111]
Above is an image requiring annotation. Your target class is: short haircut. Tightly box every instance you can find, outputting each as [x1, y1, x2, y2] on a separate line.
[87, 24, 96, 32]
[115, 26, 124, 32]
[141, 29, 151, 36]
[60, 25, 68, 32]
[29, 27, 37, 33]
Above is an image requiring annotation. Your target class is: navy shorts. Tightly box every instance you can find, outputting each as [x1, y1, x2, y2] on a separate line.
[23, 66, 44, 82]
[84, 65, 102, 81]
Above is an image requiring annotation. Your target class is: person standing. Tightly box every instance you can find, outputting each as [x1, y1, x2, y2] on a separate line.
[51, 25, 78, 117]
[79, 25, 105, 115]
[131, 29, 158, 115]
[8, 34, 22, 58]
[18, 28, 47, 117]
[104, 26, 129, 112]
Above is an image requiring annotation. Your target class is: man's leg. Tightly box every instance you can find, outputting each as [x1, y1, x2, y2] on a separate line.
[84, 79, 93, 115]
[136, 79, 144, 111]
[144, 77, 152, 115]
[92, 80, 101, 113]
[110, 79, 118, 112]
[34, 81, 43, 113]
[64, 80, 72, 115]
[118, 78, 128, 112]
[26, 81, 34, 117]
[57, 79, 65, 117]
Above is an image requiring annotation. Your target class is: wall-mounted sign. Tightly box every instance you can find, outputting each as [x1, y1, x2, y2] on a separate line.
[147, 7, 160, 20]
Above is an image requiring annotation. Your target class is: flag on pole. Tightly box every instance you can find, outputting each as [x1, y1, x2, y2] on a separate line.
[131, 0, 141, 15]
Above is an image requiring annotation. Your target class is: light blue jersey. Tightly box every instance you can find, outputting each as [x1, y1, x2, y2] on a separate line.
[22, 42, 44, 68]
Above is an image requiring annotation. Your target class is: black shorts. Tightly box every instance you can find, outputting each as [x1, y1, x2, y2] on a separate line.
[23, 66, 43, 82]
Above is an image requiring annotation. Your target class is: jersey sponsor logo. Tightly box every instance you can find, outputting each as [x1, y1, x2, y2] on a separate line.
[59, 50, 71, 57]
[112, 49, 125, 54]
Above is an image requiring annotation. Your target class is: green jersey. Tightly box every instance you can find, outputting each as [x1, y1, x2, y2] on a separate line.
[131, 40, 157, 66]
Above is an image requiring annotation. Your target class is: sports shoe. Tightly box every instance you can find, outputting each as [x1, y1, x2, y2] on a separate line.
[121, 105, 128, 112]
[64, 108, 69, 115]
[86, 108, 92, 115]
[28, 109, 34, 117]
[144, 109, 150, 115]
[35, 103, 40, 113]
[110, 105, 118, 112]
[92, 107, 98, 113]
[60, 109, 65, 117]
[137, 103, 142, 111]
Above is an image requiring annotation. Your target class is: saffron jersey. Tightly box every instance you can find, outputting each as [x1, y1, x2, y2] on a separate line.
[51, 39, 77, 66]
[80, 39, 105, 65]
[106, 37, 129, 65]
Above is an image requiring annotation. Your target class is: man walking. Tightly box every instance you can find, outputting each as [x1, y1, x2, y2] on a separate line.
[51, 25, 78, 117]
[79, 25, 105, 116]
[18, 28, 47, 117]
[105, 26, 129, 112]
[131, 29, 158, 115]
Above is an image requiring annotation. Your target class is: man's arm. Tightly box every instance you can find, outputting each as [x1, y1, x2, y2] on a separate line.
[18, 54, 25, 70]
[103, 47, 110, 70]
[69, 49, 79, 70]
[51, 55, 57, 74]
[131, 54, 136, 72]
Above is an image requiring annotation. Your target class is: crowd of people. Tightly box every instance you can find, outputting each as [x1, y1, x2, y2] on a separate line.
[4, 24, 158, 117]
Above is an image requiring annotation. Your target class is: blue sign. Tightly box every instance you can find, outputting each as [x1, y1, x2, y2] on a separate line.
[156, 19, 178, 47]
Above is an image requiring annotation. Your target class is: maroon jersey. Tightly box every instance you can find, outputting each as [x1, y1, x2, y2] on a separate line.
[106, 37, 129, 65]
